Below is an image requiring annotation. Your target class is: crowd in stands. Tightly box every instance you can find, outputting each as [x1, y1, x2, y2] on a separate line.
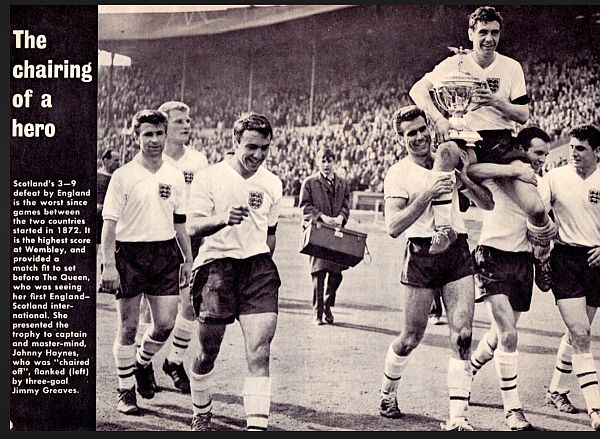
[98, 36, 599, 199]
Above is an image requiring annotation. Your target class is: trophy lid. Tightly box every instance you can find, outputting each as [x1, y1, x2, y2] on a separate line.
[439, 70, 483, 88]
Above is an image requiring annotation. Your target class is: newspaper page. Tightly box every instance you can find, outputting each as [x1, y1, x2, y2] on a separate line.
[9, 4, 600, 432]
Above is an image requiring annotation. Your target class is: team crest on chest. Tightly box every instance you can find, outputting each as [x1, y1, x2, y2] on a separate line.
[589, 189, 600, 204]
[486, 77, 500, 94]
[183, 170, 194, 184]
[158, 183, 172, 200]
[248, 191, 264, 209]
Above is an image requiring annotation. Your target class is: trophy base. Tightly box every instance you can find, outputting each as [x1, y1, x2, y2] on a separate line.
[448, 129, 482, 148]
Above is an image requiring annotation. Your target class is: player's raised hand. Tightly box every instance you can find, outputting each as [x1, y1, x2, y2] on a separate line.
[434, 117, 451, 142]
[428, 173, 454, 199]
[512, 162, 538, 185]
[472, 82, 497, 108]
[455, 148, 471, 183]
[226, 205, 249, 226]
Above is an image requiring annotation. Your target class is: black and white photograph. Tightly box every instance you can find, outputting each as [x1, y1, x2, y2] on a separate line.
[10, 3, 600, 431]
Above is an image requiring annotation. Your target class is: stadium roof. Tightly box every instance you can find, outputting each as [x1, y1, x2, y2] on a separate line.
[98, 5, 361, 64]
[99, 5, 600, 66]
[99, 5, 353, 42]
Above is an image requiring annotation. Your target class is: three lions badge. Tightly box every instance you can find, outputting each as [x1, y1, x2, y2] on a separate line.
[183, 171, 194, 184]
[486, 77, 500, 94]
[248, 191, 264, 209]
[159, 183, 172, 200]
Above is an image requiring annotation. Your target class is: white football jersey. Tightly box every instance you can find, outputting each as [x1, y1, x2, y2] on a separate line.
[538, 165, 600, 247]
[384, 157, 467, 239]
[188, 160, 283, 267]
[425, 52, 527, 133]
[103, 158, 187, 242]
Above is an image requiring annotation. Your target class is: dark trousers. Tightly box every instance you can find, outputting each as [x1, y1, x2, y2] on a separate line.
[312, 271, 343, 317]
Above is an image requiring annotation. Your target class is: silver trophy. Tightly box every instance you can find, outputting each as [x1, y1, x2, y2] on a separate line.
[432, 47, 485, 147]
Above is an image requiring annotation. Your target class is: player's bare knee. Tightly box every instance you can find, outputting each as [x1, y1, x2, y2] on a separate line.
[193, 353, 217, 375]
[247, 345, 271, 375]
[396, 332, 422, 355]
[434, 141, 460, 170]
[568, 325, 591, 351]
[452, 329, 472, 360]
[117, 322, 138, 345]
[150, 321, 174, 342]
[181, 305, 197, 321]
[498, 328, 518, 351]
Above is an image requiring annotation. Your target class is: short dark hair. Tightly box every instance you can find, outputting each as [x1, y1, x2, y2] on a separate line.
[569, 124, 600, 150]
[131, 109, 168, 136]
[392, 105, 427, 136]
[317, 147, 336, 161]
[469, 6, 504, 30]
[232, 112, 272, 144]
[517, 127, 550, 151]
[101, 148, 117, 161]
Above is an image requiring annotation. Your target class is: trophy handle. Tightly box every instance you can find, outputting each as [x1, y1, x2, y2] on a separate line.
[432, 90, 448, 117]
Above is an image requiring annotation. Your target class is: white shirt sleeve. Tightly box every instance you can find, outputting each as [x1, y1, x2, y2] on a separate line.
[423, 56, 454, 86]
[510, 61, 527, 102]
[188, 171, 214, 218]
[174, 173, 188, 216]
[102, 171, 124, 222]
[384, 166, 409, 200]
[267, 179, 283, 227]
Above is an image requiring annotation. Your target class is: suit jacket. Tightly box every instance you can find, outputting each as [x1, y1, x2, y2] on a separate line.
[299, 172, 351, 273]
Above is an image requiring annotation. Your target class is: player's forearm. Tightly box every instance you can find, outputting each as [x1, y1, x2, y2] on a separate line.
[493, 100, 529, 125]
[187, 213, 228, 238]
[460, 178, 494, 211]
[386, 194, 432, 239]
[266, 235, 276, 255]
[409, 78, 445, 123]
[174, 222, 193, 262]
[468, 163, 519, 182]
[101, 220, 117, 266]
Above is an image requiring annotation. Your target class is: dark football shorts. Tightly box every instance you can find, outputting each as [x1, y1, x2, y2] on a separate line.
[114, 238, 183, 299]
[401, 233, 474, 289]
[473, 130, 530, 165]
[550, 243, 600, 307]
[190, 253, 281, 324]
[473, 245, 534, 312]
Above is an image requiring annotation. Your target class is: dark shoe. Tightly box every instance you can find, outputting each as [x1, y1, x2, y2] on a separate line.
[134, 362, 156, 399]
[505, 409, 532, 431]
[379, 393, 402, 419]
[324, 307, 334, 324]
[312, 316, 324, 326]
[440, 418, 475, 431]
[191, 412, 213, 431]
[534, 258, 552, 292]
[117, 387, 140, 415]
[546, 389, 577, 413]
[429, 227, 457, 255]
[162, 359, 191, 394]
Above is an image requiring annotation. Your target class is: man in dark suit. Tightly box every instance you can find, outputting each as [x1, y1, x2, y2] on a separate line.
[299, 147, 351, 325]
